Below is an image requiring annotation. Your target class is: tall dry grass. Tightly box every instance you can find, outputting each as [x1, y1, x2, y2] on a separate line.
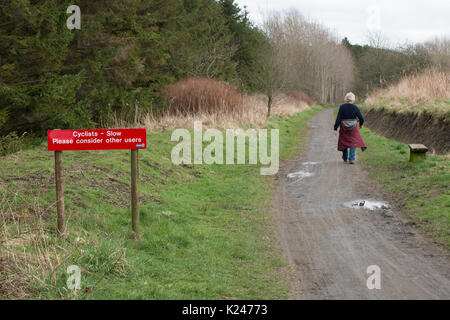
[162, 77, 244, 116]
[289, 90, 315, 107]
[142, 94, 311, 131]
[0, 186, 129, 299]
[365, 69, 450, 116]
[139, 78, 313, 131]
[0, 190, 66, 298]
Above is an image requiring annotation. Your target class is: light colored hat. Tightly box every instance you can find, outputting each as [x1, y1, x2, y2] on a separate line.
[345, 92, 356, 103]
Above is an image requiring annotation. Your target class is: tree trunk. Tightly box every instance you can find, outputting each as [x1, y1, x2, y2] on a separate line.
[267, 94, 273, 117]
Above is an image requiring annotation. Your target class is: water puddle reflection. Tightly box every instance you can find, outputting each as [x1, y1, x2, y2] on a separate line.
[344, 200, 391, 211]
[287, 171, 315, 179]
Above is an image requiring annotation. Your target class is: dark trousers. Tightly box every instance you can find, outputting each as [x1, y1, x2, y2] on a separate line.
[342, 148, 356, 162]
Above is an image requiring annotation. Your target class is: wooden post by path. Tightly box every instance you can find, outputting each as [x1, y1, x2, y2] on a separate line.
[131, 149, 139, 239]
[54, 150, 65, 237]
[409, 144, 428, 162]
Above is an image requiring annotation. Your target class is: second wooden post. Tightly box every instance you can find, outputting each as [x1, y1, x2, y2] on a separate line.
[131, 149, 139, 239]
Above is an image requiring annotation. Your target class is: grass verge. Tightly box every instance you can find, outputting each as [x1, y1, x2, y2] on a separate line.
[358, 127, 450, 248]
[0, 106, 322, 299]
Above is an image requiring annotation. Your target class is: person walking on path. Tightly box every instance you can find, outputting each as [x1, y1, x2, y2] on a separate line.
[333, 92, 367, 164]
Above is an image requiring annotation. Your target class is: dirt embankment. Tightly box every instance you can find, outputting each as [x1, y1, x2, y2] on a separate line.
[363, 108, 450, 154]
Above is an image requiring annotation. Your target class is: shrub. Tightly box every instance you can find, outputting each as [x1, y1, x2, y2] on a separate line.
[289, 90, 315, 106]
[162, 78, 244, 116]
[0, 132, 39, 156]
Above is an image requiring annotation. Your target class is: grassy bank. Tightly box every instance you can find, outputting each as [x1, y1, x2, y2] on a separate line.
[358, 127, 450, 248]
[361, 70, 450, 154]
[0, 106, 322, 299]
[364, 69, 450, 121]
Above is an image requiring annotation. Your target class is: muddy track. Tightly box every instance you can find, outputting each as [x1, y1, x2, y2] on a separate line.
[275, 108, 450, 300]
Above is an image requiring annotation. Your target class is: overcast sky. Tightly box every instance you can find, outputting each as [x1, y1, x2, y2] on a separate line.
[234, 0, 450, 45]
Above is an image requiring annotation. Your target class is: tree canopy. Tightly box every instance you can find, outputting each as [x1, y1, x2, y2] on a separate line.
[0, 0, 266, 135]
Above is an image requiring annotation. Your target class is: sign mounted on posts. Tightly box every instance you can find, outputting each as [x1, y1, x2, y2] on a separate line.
[47, 128, 147, 240]
[48, 129, 147, 151]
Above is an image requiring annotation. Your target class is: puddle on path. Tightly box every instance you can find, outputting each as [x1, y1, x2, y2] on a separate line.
[287, 171, 315, 179]
[287, 162, 320, 179]
[344, 200, 391, 211]
[301, 162, 320, 166]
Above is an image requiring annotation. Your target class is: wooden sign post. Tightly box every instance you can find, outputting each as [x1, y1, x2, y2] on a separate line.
[55, 150, 65, 236]
[47, 129, 147, 238]
[131, 149, 139, 240]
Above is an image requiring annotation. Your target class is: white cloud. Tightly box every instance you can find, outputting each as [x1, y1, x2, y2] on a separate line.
[234, 0, 450, 45]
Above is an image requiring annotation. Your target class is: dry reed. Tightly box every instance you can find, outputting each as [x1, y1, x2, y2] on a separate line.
[142, 94, 311, 131]
[162, 77, 244, 116]
[140, 78, 313, 131]
[289, 90, 315, 107]
[365, 69, 450, 116]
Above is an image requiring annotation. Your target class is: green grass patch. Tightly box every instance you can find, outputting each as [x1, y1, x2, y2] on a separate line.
[0, 106, 322, 299]
[358, 128, 450, 248]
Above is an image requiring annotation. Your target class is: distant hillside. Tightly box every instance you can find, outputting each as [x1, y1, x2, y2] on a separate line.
[342, 37, 432, 99]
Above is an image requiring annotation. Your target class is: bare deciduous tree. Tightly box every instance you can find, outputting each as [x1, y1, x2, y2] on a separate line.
[424, 37, 450, 70]
[253, 13, 291, 117]
[258, 10, 356, 106]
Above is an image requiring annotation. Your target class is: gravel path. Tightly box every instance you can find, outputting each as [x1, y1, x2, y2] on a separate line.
[275, 108, 450, 299]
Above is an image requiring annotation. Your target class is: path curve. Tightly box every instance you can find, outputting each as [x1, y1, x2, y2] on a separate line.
[275, 108, 450, 299]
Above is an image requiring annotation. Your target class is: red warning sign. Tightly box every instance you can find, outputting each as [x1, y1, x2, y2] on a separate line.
[48, 129, 147, 151]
